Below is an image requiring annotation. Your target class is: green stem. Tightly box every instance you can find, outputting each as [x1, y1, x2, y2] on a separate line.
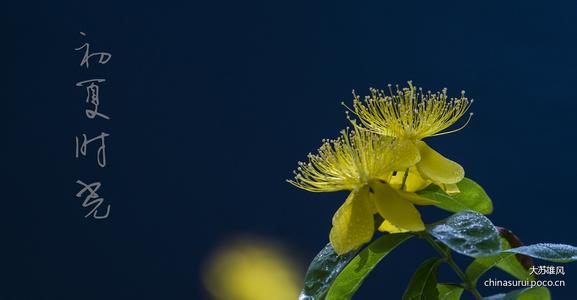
[422, 234, 483, 300]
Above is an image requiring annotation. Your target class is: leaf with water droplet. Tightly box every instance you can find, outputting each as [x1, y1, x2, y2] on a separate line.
[466, 237, 534, 285]
[427, 210, 501, 257]
[300, 243, 359, 299]
[503, 243, 577, 263]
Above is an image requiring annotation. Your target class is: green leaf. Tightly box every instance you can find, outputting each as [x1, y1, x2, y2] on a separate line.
[504, 243, 577, 263]
[483, 287, 551, 300]
[466, 238, 534, 285]
[419, 178, 493, 215]
[402, 258, 442, 300]
[300, 242, 359, 299]
[325, 233, 413, 300]
[427, 210, 501, 257]
[437, 284, 464, 300]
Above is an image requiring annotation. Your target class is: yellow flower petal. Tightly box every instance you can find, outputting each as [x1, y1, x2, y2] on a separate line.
[405, 172, 431, 192]
[329, 187, 374, 255]
[391, 138, 421, 171]
[378, 219, 409, 233]
[441, 183, 461, 195]
[369, 180, 425, 232]
[396, 189, 439, 206]
[416, 141, 464, 184]
[388, 167, 432, 192]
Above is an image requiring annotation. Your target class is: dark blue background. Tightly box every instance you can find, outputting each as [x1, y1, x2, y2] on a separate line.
[3, 1, 577, 299]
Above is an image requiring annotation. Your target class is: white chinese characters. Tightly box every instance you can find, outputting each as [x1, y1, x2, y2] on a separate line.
[74, 32, 113, 220]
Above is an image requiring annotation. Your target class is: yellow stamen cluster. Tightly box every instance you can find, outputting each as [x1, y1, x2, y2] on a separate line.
[350, 82, 473, 140]
[288, 124, 398, 192]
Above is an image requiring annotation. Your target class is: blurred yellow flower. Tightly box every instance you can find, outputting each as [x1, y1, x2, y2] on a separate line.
[288, 123, 437, 254]
[202, 239, 301, 300]
[350, 82, 472, 193]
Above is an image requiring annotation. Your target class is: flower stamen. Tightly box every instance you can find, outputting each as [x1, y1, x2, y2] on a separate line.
[288, 123, 399, 192]
[349, 82, 473, 140]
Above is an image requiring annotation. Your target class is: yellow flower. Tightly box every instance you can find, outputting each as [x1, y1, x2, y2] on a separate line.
[349, 82, 472, 192]
[288, 123, 437, 255]
[202, 239, 301, 300]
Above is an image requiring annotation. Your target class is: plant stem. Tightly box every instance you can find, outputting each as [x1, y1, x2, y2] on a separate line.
[422, 234, 483, 300]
